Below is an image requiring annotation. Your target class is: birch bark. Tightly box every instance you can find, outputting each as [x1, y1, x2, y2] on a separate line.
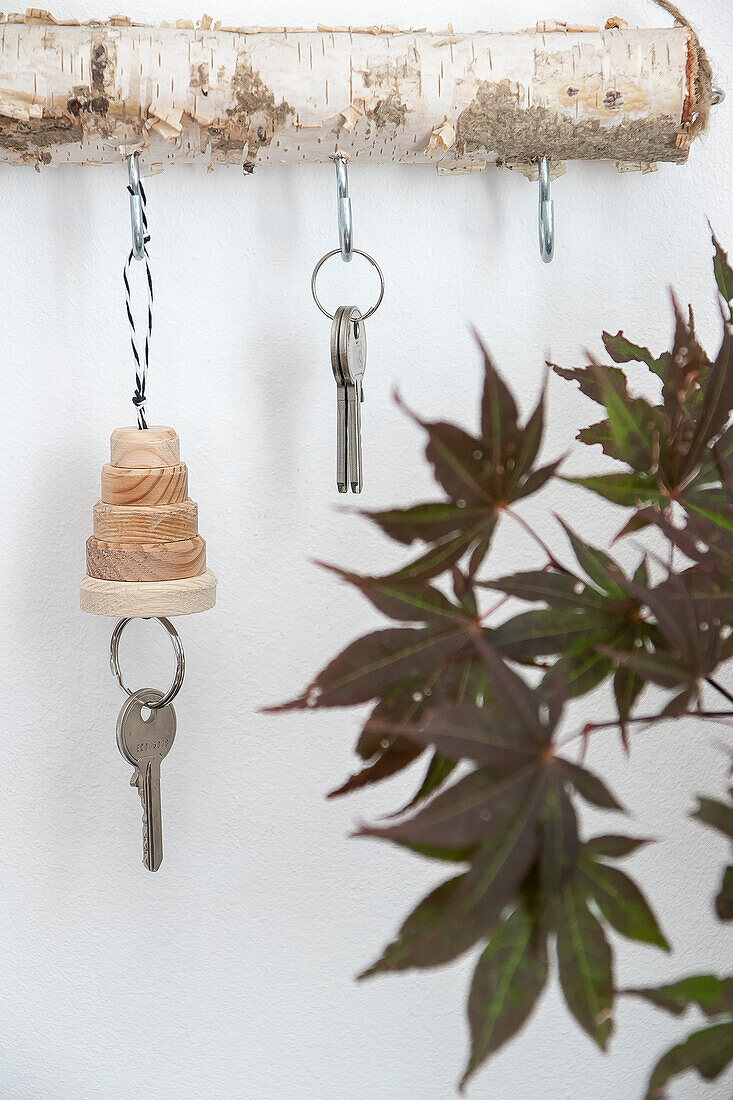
[0, 16, 705, 171]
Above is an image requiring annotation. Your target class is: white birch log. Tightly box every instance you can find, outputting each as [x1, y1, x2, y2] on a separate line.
[0, 14, 709, 171]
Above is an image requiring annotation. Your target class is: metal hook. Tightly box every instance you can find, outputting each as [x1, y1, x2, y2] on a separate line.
[333, 153, 353, 262]
[127, 152, 146, 262]
[538, 156, 555, 265]
[712, 86, 726, 107]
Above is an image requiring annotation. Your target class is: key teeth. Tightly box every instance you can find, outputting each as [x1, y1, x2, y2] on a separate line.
[139, 787, 150, 863]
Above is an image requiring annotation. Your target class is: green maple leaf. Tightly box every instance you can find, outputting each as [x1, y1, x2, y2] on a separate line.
[692, 791, 733, 921]
[645, 1023, 733, 1099]
[601, 569, 729, 713]
[357, 640, 622, 987]
[559, 234, 733, 530]
[481, 521, 651, 733]
[556, 879, 614, 1050]
[552, 835, 669, 1052]
[459, 902, 548, 1091]
[265, 569, 492, 797]
[639, 506, 733, 584]
[713, 230, 733, 320]
[602, 329, 670, 378]
[625, 973, 733, 1099]
[364, 336, 561, 580]
[626, 974, 733, 1018]
[580, 851, 669, 951]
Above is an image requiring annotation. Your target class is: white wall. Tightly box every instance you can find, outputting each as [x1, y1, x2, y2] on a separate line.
[0, 2, 731, 1097]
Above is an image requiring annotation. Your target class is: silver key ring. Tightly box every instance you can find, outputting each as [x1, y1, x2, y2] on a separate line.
[311, 248, 385, 322]
[110, 617, 185, 710]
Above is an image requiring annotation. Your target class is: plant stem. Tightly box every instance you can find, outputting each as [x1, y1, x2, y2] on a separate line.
[502, 506, 566, 570]
[559, 708, 733, 749]
[665, 502, 675, 571]
[479, 593, 511, 624]
[706, 676, 733, 705]
[478, 563, 554, 624]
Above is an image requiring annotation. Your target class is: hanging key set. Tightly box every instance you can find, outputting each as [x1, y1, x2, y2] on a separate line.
[80, 155, 217, 872]
[312, 153, 385, 495]
[81, 150, 381, 871]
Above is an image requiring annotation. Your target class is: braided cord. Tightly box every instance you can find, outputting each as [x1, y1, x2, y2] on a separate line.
[123, 178, 154, 430]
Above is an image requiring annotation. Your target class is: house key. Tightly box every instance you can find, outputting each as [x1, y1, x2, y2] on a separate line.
[330, 305, 349, 493]
[311, 239, 384, 494]
[339, 306, 367, 493]
[116, 688, 176, 872]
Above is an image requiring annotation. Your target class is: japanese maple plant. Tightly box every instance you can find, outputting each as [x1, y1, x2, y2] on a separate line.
[268, 233, 733, 1097]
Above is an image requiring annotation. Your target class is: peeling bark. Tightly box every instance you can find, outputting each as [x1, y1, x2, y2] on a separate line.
[0, 16, 710, 171]
[457, 79, 689, 164]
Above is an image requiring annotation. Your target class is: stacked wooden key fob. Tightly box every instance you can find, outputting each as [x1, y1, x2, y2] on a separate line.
[80, 426, 217, 617]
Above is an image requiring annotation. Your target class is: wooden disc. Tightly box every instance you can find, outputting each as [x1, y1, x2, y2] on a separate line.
[101, 463, 188, 506]
[80, 569, 217, 617]
[93, 500, 198, 543]
[86, 535, 206, 582]
[110, 426, 181, 468]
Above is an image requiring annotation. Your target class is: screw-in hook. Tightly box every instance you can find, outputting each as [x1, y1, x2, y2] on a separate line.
[712, 86, 726, 107]
[538, 156, 555, 264]
[127, 152, 146, 262]
[333, 153, 353, 262]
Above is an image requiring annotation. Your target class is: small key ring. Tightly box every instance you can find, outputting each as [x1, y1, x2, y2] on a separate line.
[311, 248, 385, 321]
[110, 617, 185, 710]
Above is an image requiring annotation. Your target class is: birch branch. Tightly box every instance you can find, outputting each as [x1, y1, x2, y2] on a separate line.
[0, 14, 711, 171]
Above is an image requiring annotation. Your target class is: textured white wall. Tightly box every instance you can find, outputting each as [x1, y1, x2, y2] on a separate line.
[0, 2, 730, 1098]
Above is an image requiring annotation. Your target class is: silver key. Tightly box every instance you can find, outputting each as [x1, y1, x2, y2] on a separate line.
[339, 306, 367, 493]
[330, 306, 349, 493]
[116, 688, 176, 872]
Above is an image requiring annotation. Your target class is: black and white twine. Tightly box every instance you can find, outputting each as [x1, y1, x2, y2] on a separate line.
[123, 176, 154, 430]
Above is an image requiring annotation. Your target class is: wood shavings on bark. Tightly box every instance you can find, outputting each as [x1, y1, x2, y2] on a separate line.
[616, 160, 659, 173]
[427, 118, 456, 157]
[533, 22, 601, 33]
[148, 103, 184, 140]
[497, 159, 568, 182]
[0, 88, 45, 122]
[340, 105, 363, 133]
[436, 153, 487, 175]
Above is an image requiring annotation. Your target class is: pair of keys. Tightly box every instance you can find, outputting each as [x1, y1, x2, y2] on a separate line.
[116, 688, 176, 872]
[331, 305, 367, 494]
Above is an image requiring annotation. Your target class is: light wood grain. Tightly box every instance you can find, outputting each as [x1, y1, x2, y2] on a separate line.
[101, 463, 188, 506]
[80, 569, 217, 617]
[110, 426, 181, 469]
[86, 535, 206, 581]
[93, 499, 198, 543]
